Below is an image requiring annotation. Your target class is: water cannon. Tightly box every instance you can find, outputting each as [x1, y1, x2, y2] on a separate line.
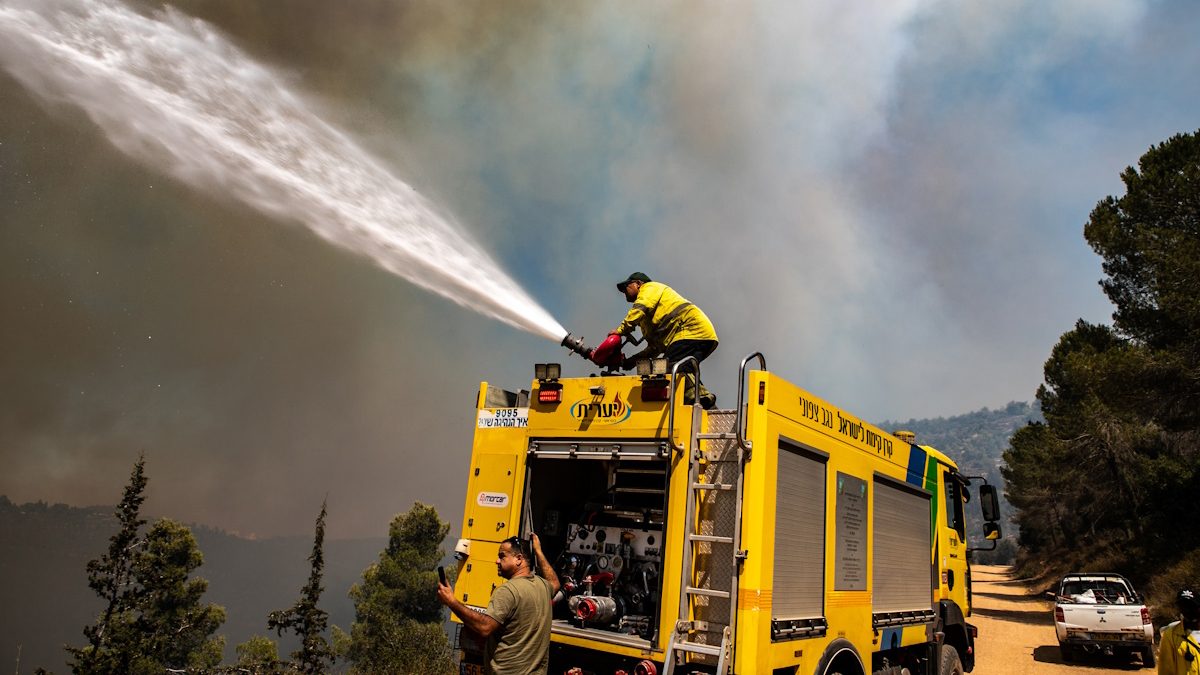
[561, 333, 628, 371]
[560, 333, 592, 359]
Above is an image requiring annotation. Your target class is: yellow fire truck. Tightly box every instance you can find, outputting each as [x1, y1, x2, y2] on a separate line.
[451, 350, 1001, 675]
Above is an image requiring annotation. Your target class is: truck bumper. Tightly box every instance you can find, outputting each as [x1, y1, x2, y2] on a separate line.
[1060, 637, 1153, 650]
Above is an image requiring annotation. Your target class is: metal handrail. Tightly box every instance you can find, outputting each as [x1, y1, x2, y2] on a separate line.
[736, 352, 766, 452]
[666, 356, 700, 455]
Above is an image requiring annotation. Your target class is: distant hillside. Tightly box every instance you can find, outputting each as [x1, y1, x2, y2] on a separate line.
[0, 497, 387, 673]
[877, 400, 1042, 563]
[878, 400, 1040, 478]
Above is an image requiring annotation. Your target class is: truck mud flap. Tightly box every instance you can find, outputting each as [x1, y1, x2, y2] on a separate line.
[938, 600, 974, 672]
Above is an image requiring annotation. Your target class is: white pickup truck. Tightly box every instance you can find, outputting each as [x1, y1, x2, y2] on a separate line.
[1051, 573, 1155, 666]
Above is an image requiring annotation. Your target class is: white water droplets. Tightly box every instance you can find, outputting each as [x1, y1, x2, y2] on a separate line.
[0, 0, 567, 342]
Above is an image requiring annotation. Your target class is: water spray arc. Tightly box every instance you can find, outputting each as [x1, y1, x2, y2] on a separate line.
[0, 0, 566, 343]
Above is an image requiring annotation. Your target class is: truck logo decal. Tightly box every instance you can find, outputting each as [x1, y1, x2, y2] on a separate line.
[569, 393, 632, 424]
[476, 492, 509, 508]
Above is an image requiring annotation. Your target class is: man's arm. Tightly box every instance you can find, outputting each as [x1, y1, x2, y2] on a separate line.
[437, 578, 503, 638]
[613, 305, 649, 337]
[530, 533, 561, 596]
[626, 335, 664, 363]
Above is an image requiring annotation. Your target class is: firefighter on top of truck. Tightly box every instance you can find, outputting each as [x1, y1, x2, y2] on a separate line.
[611, 272, 719, 409]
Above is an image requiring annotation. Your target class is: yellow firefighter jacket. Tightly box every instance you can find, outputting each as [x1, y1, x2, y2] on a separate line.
[615, 282, 717, 359]
[1159, 622, 1200, 675]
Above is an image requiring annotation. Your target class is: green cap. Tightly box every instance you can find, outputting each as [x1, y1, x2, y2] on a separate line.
[617, 272, 651, 291]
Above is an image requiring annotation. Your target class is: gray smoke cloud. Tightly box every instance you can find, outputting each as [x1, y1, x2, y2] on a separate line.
[2, 0, 1197, 537]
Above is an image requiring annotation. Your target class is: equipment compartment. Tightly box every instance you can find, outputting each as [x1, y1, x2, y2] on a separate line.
[524, 452, 670, 645]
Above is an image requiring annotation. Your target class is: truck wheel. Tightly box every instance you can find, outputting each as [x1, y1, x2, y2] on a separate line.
[940, 645, 964, 675]
[1141, 644, 1156, 668]
[1061, 644, 1073, 663]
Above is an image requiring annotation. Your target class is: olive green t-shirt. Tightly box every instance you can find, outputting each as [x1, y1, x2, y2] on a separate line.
[483, 574, 554, 675]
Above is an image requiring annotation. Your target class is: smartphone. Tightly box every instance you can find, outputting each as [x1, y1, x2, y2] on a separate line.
[438, 566, 447, 585]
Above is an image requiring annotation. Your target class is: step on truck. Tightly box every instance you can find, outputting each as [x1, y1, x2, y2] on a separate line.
[451, 351, 1002, 675]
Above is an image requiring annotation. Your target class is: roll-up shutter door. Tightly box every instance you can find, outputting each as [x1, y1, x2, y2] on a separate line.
[872, 476, 933, 614]
[772, 440, 826, 620]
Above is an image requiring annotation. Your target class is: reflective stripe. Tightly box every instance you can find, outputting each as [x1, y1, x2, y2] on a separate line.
[658, 302, 693, 325]
[631, 303, 651, 313]
[647, 302, 695, 340]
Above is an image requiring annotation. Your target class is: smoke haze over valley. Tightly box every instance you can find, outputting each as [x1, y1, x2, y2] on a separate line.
[3, 0, 1199, 547]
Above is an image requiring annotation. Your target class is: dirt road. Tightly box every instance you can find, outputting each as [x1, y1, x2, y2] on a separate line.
[969, 565, 1154, 675]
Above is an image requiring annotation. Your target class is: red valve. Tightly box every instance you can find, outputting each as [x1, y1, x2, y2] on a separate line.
[581, 572, 615, 586]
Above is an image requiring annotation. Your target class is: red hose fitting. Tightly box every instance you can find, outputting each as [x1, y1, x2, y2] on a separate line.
[634, 660, 658, 675]
[577, 597, 599, 621]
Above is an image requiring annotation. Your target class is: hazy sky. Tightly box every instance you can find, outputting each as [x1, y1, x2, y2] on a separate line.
[2, 0, 1198, 538]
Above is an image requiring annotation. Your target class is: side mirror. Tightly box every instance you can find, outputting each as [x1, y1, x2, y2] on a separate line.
[979, 484, 1000, 522]
[983, 521, 1001, 540]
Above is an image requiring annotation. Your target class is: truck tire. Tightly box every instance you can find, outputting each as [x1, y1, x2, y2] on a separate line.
[940, 645, 963, 675]
[1141, 644, 1156, 668]
[1060, 644, 1073, 663]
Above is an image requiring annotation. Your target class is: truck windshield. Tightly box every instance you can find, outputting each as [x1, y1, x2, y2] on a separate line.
[1060, 580, 1131, 604]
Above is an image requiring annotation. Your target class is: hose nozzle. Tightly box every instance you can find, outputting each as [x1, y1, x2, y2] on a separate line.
[561, 333, 592, 360]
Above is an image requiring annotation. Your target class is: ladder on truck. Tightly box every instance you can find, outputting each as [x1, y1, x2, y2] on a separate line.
[663, 354, 763, 675]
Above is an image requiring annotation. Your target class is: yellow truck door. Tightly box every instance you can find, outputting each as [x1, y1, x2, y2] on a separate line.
[937, 465, 970, 612]
[464, 453, 518, 542]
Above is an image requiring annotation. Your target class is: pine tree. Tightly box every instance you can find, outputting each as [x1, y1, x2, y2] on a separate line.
[342, 502, 454, 674]
[1005, 128, 1200, 593]
[234, 635, 283, 675]
[65, 456, 225, 674]
[269, 499, 335, 674]
[132, 519, 226, 670]
[68, 456, 149, 673]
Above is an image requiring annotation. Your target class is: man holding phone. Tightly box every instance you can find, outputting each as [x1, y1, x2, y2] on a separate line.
[437, 533, 560, 675]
